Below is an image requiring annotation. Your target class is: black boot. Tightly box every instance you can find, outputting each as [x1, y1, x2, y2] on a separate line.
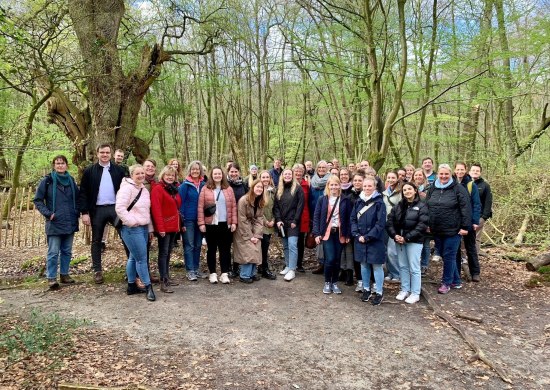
[338, 269, 347, 282]
[127, 282, 146, 295]
[261, 267, 277, 280]
[345, 269, 354, 286]
[146, 284, 156, 301]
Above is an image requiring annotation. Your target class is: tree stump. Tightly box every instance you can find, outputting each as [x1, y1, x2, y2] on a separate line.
[525, 252, 550, 272]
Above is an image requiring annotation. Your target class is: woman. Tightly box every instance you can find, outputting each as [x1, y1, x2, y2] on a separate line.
[425, 164, 471, 294]
[350, 172, 365, 292]
[312, 176, 351, 294]
[116, 164, 155, 301]
[350, 177, 387, 306]
[293, 163, 310, 273]
[179, 161, 207, 281]
[33, 155, 80, 289]
[143, 159, 158, 192]
[151, 166, 182, 293]
[227, 162, 248, 276]
[386, 183, 429, 304]
[338, 168, 354, 285]
[198, 167, 237, 284]
[234, 179, 265, 283]
[404, 164, 415, 183]
[309, 161, 331, 274]
[273, 168, 304, 282]
[339, 169, 352, 197]
[383, 170, 402, 283]
[244, 164, 259, 189]
[259, 171, 277, 280]
[168, 158, 184, 183]
[413, 168, 432, 274]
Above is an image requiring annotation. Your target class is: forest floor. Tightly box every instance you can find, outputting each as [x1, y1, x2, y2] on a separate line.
[0, 235, 549, 390]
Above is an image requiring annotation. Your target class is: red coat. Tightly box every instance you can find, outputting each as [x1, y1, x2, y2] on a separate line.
[300, 178, 310, 233]
[151, 182, 182, 233]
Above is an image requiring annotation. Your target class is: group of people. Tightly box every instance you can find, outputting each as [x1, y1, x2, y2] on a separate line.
[33, 146, 493, 306]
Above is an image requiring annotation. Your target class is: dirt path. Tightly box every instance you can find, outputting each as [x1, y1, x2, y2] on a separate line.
[1, 256, 549, 389]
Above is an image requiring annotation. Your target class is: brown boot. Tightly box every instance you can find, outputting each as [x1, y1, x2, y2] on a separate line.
[48, 279, 60, 290]
[160, 279, 174, 293]
[60, 274, 75, 284]
[136, 277, 145, 289]
[312, 264, 324, 274]
[94, 271, 104, 284]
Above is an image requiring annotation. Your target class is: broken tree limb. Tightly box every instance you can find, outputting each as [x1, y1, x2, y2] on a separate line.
[421, 286, 512, 384]
[525, 251, 550, 272]
[454, 312, 483, 323]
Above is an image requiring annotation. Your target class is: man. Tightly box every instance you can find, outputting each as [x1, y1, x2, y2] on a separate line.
[331, 158, 340, 169]
[359, 160, 370, 170]
[78, 144, 125, 284]
[270, 158, 283, 187]
[454, 162, 481, 282]
[304, 160, 314, 180]
[347, 162, 356, 173]
[469, 163, 493, 257]
[113, 149, 129, 176]
[422, 157, 436, 184]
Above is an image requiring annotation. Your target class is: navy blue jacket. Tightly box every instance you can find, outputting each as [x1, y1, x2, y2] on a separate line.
[459, 175, 481, 227]
[350, 193, 387, 264]
[178, 179, 206, 222]
[34, 174, 80, 236]
[312, 195, 352, 239]
[426, 180, 472, 236]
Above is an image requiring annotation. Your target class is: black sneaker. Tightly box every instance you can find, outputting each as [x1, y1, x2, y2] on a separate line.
[361, 290, 372, 302]
[296, 266, 306, 273]
[371, 293, 384, 306]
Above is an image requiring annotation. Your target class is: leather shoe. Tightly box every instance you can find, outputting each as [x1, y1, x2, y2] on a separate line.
[252, 274, 261, 281]
[94, 271, 104, 284]
[160, 279, 174, 293]
[262, 270, 277, 280]
[296, 267, 306, 273]
[146, 284, 156, 301]
[60, 274, 75, 284]
[239, 277, 253, 284]
[48, 279, 60, 290]
[312, 264, 324, 274]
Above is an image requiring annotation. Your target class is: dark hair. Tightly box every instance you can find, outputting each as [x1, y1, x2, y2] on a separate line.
[51, 155, 68, 167]
[421, 157, 433, 164]
[144, 158, 157, 167]
[206, 166, 229, 189]
[228, 162, 241, 172]
[96, 143, 112, 152]
[471, 162, 483, 172]
[454, 161, 468, 169]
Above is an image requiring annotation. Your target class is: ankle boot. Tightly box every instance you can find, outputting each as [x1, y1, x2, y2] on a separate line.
[345, 269, 354, 286]
[127, 282, 138, 295]
[160, 279, 174, 293]
[146, 284, 156, 301]
[261, 266, 277, 280]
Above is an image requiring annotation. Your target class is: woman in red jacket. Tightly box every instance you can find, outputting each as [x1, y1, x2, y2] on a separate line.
[151, 166, 182, 293]
[293, 163, 310, 273]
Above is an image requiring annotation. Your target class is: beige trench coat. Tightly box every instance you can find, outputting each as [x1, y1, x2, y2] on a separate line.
[233, 196, 264, 265]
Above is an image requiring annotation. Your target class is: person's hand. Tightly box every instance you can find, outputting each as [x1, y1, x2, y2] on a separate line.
[458, 229, 468, 236]
[49, 213, 55, 221]
[82, 214, 91, 226]
[277, 221, 284, 229]
[426, 227, 431, 233]
[358, 236, 365, 243]
[315, 236, 321, 245]
[267, 220, 275, 228]
[159, 232, 166, 237]
[181, 226, 187, 233]
[148, 233, 154, 241]
[290, 223, 296, 229]
[230, 224, 236, 232]
[251, 237, 258, 244]
[345, 238, 350, 244]
[199, 225, 206, 233]
[473, 224, 479, 231]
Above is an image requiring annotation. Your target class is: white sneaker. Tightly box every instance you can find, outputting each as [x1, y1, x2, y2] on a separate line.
[209, 273, 218, 284]
[384, 275, 391, 282]
[355, 280, 364, 292]
[395, 291, 409, 301]
[405, 293, 420, 304]
[432, 255, 442, 262]
[284, 270, 295, 281]
[202, 238, 207, 246]
[331, 283, 342, 294]
[280, 267, 290, 275]
[220, 273, 230, 284]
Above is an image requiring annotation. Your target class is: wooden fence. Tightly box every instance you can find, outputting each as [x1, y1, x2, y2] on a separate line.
[0, 187, 118, 248]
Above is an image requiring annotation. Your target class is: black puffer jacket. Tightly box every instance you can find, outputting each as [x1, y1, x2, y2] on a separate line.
[425, 180, 472, 236]
[386, 196, 429, 243]
[273, 182, 304, 237]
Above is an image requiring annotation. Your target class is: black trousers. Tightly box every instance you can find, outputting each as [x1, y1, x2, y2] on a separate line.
[157, 232, 177, 279]
[90, 205, 117, 272]
[205, 223, 232, 274]
[261, 233, 272, 269]
[456, 230, 480, 277]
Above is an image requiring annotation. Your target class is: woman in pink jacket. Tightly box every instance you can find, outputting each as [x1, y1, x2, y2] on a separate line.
[116, 164, 155, 301]
[198, 166, 238, 284]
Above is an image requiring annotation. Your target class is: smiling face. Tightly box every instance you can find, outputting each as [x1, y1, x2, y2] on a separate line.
[305, 161, 313, 171]
[402, 184, 416, 201]
[163, 172, 175, 184]
[438, 167, 452, 184]
[53, 158, 68, 174]
[469, 165, 481, 180]
[143, 161, 156, 177]
[282, 169, 293, 183]
[97, 146, 111, 165]
[386, 172, 398, 188]
[316, 162, 328, 177]
[363, 179, 375, 196]
[405, 166, 414, 178]
[352, 174, 364, 190]
[273, 159, 282, 169]
[189, 163, 201, 179]
[413, 170, 425, 186]
[212, 168, 223, 184]
[260, 171, 271, 187]
[397, 169, 406, 181]
[293, 167, 304, 181]
[253, 181, 264, 196]
[454, 164, 466, 180]
[228, 167, 240, 180]
[348, 163, 356, 172]
[328, 181, 340, 195]
[114, 151, 124, 164]
[422, 158, 433, 172]
[131, 167, 145, 185]
[170, 160, 179, 170]
[339, 169, 350, 184]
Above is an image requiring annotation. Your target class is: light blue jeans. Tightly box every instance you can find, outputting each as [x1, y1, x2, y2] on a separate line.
[240, 263, 257, 279]
[46, 234, 74, 279]
[396, 242, 422, 295]
[361, 263, 384, 294]
[121, 225, 151, 285]
[282, 236, 298, 270]
[183, 220, 202, 273]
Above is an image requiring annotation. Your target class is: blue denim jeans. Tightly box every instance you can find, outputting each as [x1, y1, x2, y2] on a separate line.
[361, 263, 384, 294]
[46, 234, 74, 279]
[183, 220, 202, 273]
[282, 235, 299, 270]
[121, 225, 151, 285]
[434, 234, 462, 286]
[240, 263, 257, 279]
[322, 231, 343, 284]
[396, 242, 422, 295]
[421, 237, 431, 268]
[386, 237, 400, 279]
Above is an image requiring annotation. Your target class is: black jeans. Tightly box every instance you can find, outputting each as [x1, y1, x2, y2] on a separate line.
[297, 232, 305, 268]
[90, 205, 117, 272]
[157, 232, 177, 279]
[205, 223, 232, 274]
[261, 233, 272, 269]
[456, 230, 480, 277]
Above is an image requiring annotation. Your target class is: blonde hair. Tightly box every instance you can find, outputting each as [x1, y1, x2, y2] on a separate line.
[129, 164, 143, 176]
[276, 169, 298, 199]
[158, 166, 178, 182]
[324, 175, 342, 196]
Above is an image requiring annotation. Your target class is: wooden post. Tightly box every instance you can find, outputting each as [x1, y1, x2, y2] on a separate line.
[16, 187, 26, 247]
[31, 187, 37, 247]
[25, 186, 32, 246]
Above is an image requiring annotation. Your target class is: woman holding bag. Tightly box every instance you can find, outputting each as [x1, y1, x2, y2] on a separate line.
[312, 175, 352, 294]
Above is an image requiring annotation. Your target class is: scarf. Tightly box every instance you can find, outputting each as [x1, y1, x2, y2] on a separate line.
[310, 173, 331, 190]
[51, 171, 76, 213]
[227, 176, 243, 186]
[341, 182, 352, 191]
[163, 181, 179, 196]
[360, 190, 379, 203]
[434, 177, 454, 189]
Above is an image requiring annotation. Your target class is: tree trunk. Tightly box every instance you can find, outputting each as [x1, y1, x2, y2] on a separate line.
[525, 252, 550, 272]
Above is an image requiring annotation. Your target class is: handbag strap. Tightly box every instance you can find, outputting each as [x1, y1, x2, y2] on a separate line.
[215, 188, 222, 201]
[126, 188, 143, 212]
[357, 201, 375, 219]
[326, 196, 340, 223]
